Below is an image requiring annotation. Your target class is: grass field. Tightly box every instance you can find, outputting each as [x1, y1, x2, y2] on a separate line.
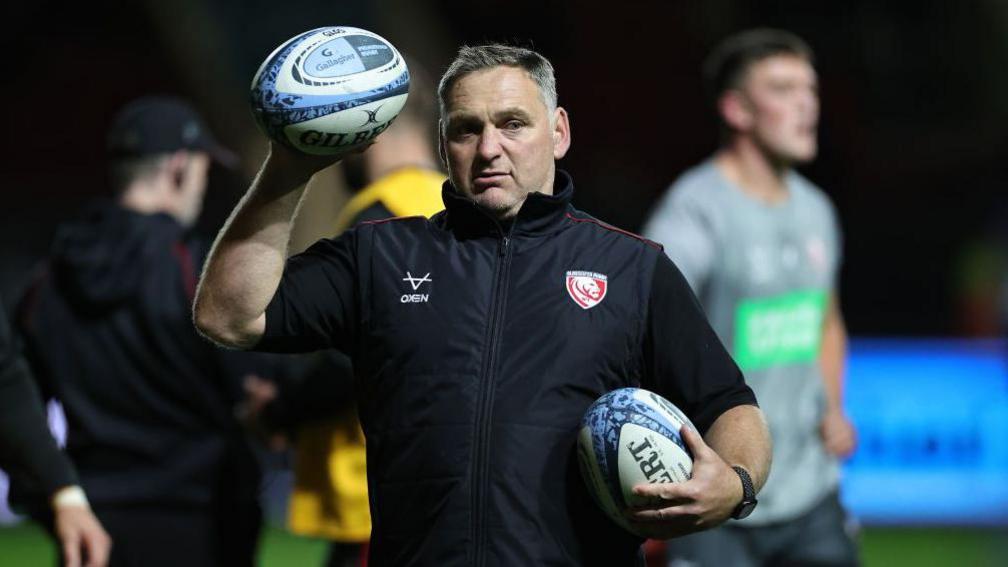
[1, 522, 1006, 566]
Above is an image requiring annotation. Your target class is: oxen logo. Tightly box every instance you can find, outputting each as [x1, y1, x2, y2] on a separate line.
[402, 271, 431, 291]
[566, 271, 608, 310]
[401, 271, 432, 303]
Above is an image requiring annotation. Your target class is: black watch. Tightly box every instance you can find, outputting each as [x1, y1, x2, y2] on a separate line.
[730, 466, 758, 520]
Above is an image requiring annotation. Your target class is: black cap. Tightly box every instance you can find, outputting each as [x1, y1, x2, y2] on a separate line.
[106, 96, 238, 168]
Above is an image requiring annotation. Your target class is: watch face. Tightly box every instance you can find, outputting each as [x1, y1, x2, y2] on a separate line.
[735, 500, 757, 520]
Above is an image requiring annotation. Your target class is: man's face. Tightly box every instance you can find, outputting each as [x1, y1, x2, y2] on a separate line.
[734, 54, 819, 164]
[441, 66, 570, 219]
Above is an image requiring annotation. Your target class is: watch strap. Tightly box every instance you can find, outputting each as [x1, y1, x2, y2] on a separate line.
[731, 465, 757, 519]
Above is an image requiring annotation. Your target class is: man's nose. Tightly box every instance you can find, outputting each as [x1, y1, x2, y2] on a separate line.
[476, 127, 503, 160]
[798, 88, 819, 115]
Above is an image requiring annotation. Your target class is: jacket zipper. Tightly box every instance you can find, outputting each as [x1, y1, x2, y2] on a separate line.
[471, 231, 512, 567]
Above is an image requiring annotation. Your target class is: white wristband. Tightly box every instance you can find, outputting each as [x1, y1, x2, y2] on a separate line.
[51, 485, 90, 509]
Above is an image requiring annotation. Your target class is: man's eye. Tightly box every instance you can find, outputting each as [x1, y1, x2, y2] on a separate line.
[504, 120, 524, 130]
[450, 125, 477, 138]
[770, 83, 796, 94]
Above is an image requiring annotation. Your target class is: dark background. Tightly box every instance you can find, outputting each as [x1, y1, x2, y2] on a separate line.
[4, 0, 1007, 336]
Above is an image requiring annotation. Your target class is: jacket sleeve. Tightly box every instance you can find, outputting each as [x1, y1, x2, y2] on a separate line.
[640, 253, 757, 434]
[0, 303, 78, 496]
[254, 230, 360, 354]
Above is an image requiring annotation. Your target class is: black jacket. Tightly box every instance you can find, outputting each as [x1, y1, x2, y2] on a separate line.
[0, 302, 78, 498]
[16, 203, 264, 509]
[257, 171, 755, 566]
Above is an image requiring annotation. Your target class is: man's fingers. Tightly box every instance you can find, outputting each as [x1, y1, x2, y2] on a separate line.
[679, 425, 709, 458]
[826, 432, 855, 457]
[626, 503, 699, 523]
[61, 531, 81, 567]
[824, 426, 848, 445]
[822, 418, 856, 457]
[629, 493, 691, 510]
[82, 533, 99, 567]
[630, 481, 694, 509]
[55, 505, 110, 567]
[83, 528, 111, 567]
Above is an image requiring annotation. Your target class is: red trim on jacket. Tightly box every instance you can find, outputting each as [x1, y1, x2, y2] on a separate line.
[564, 212, 664, 251]
[358, 215, 426, 227]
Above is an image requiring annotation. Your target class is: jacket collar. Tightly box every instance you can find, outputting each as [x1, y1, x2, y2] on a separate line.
[441, 169, 574, 238]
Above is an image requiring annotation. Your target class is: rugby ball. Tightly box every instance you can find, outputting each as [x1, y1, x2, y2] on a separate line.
[250, 26, 409, 155]
[577, 387, 696, 535]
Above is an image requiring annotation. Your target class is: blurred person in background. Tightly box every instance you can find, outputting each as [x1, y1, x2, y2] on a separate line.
[244, 61, 445, 567]
[642, 28, 858, 566]
[195, 43, 770, 566]
[1, 302, 111, 567]
[14, 97, 270, 567]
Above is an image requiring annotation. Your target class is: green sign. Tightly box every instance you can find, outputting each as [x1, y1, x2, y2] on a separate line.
[734, 290, 827, 371]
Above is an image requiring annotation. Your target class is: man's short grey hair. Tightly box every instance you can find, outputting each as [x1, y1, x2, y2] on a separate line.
[437, 44, 558, 124]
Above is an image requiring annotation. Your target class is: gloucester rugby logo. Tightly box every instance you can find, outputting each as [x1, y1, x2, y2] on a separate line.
[566, 271, 608, 309]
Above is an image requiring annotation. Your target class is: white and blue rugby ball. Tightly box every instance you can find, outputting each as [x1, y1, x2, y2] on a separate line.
[250, 26, 409, 155]
[577, 387, 696, 534]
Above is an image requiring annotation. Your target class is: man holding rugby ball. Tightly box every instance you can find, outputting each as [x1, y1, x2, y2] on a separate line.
[196, 44, 772, 566]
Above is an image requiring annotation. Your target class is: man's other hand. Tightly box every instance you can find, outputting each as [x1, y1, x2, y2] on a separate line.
[624, 426, 743, 539]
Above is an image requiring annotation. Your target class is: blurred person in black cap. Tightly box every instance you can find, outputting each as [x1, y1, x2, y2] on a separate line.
[13, 96, 268, 567]
[1, 301, 111, 567]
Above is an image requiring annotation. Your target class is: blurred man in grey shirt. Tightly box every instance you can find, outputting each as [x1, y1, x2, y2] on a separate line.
[643, 29, 858, 567]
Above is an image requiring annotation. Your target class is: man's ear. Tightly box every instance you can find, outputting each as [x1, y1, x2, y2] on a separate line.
[165, 150, 190, 190]
[552, 107, 571, 160]
[719, 90, 753, 132]
[437, 120, 447, 166]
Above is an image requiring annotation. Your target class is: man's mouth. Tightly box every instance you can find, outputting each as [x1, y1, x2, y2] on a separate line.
[797, 123, 817, 136]
[473, 172, 510, 188]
